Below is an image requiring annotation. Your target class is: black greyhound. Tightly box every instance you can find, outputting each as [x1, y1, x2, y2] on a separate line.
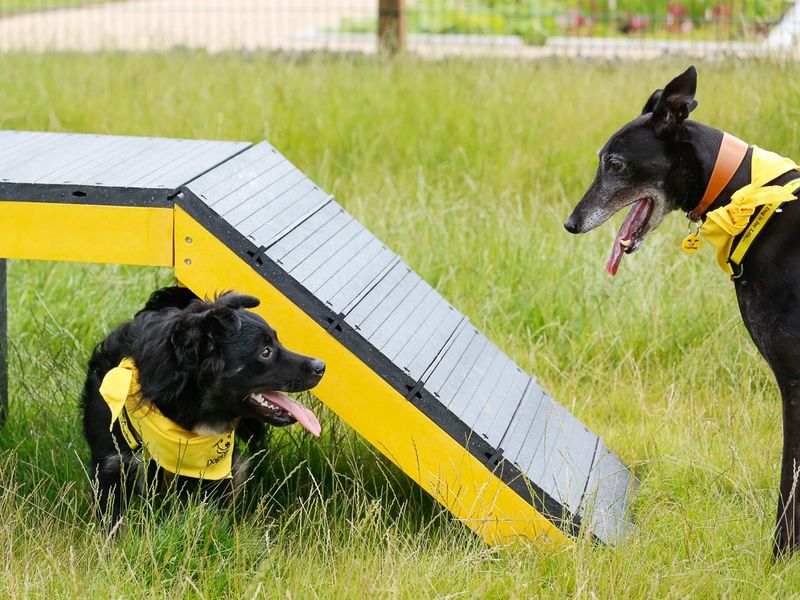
[564, 66, 800, 557]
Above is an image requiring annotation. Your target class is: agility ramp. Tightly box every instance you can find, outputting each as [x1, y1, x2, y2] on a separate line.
[0, 130, 636, 545]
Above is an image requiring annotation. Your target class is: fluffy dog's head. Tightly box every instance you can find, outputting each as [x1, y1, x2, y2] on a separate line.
[127, 292, 325, 436]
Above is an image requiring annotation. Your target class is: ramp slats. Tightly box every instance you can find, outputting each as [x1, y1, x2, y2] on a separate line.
[223, 168, 305, 224]
[17, 137, 124, 183]
[266, 202, 342, 262]
[38, 136, 153, 184]
[0, 131, 249, 191]
[479, 368, 530, 449]
[259, 202, 406, 317]
[211, 159, 293, 215]
[301, 230, 380, 296]
[420, 322, 480, 396]
[190, 144, 278, 202]
[270, 205, 351, 269]
[289, 223, 372, 289]
[524, 401, 575, 482]
[396, 310, 464, 382]
[336, 257, 402, 316]
[0, 132, 51, 165]
[521, 400, 573, 508]
[250, 194, 334, 250]
[306, 235, 383, 295]
[542, 422, 597, 513]
[363, 280, 436, 348]
[449, 345, 512, 420]
[368, 287, 462, 381]
[350, 268, 426, 339]
[424, 326, 487, 405]
[135, 141, 247, 189]
[314, 242, 396, 313]
[579, 448, 633, 543]
[499, 381, 547, 462]
[94, 140, 203, 187]
[2, 135, 87, 181]
[241, 181, 325, 237]
[519, 400, 597, 513]
[344, 262, 413, 330]
[60, 136, 169, 184]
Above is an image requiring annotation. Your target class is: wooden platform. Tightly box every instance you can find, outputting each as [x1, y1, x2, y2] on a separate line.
[0, 130, 636, 545]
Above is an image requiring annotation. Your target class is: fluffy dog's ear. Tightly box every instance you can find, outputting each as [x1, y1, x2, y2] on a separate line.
[650, 65, 698, 136]
[216, 292, 260, 310]
[170, 305, 239, 374]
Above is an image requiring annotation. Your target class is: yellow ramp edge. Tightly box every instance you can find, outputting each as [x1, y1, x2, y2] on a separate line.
[174, 206, 568, 546]
[0, 201, 173, 267]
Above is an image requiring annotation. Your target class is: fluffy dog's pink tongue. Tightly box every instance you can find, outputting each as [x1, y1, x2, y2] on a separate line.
[606, 200, 647, 276]
[263, 392, 321, 437]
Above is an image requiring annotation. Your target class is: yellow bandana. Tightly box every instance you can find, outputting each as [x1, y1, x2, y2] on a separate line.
[700, 146, 800, 275]
[99, 358, 234, 480]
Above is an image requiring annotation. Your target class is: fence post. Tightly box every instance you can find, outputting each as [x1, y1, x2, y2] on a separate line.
[0, 260, 6, 426]
[378, 0, 405, 54]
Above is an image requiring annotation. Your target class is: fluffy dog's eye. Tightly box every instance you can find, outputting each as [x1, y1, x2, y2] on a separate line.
[260, 347, 272, 359]
[606, 155, 625, 172]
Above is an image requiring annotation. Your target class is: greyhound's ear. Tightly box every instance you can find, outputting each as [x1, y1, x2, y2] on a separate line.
[650, 65, 698, 136]
[641, 89, 662, 115]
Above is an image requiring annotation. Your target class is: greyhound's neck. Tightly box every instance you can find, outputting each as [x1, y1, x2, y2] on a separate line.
[680, 121, 752, 217]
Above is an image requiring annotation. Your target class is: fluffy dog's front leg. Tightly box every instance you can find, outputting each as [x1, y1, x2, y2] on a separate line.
[93, 454, 131, 534]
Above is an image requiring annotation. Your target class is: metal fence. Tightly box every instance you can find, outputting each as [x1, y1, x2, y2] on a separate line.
[0, 0, 797, 58]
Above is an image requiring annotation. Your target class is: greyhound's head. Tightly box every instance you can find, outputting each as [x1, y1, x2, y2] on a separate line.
[564, 66, 703, 275]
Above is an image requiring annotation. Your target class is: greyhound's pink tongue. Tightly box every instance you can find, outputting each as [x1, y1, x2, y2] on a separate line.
[263, 392, 321, 437]
[606, 201, 645, 276]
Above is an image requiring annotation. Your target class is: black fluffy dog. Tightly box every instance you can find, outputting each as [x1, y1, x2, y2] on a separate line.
[81, 286, 325, 529]
[564, 66, 800, 556]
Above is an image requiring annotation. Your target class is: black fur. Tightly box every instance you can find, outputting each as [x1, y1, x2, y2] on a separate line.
[81, 286, 326, 530]
[565, 66, 800, 558]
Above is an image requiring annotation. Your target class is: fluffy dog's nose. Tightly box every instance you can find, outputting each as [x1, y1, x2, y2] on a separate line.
[309, 359, 326, 376]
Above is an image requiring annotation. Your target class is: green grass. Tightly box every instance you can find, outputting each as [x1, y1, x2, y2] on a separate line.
[1, 53, 800, 597]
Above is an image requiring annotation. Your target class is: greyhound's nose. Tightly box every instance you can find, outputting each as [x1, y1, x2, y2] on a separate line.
[308, 359, 326, 376]
[564, 216, 580, 234]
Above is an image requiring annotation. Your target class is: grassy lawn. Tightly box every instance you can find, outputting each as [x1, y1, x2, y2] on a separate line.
[0, 0, 116, 16]
[1, 53, 800, 597]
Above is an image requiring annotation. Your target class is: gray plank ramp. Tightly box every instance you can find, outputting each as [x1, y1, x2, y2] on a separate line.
[184, 140, 636, 543]
[0, 130, 249, 189]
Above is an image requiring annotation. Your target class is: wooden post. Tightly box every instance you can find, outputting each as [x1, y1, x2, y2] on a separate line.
[378, 0, 405, 54]
[0, 260, 6, 426]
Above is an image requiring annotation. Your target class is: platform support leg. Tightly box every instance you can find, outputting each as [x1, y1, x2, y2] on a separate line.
[0, 260, 7, 426]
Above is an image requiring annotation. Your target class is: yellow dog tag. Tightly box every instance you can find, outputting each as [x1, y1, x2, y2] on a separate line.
[681, 233, 702, 254]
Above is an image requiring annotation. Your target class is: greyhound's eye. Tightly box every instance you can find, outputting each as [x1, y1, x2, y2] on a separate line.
[260, 347, 272, 359]
[606, 155, 625, 172]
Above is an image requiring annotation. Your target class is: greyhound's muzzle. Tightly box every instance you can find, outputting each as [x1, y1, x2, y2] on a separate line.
[563, 215, 580, 234]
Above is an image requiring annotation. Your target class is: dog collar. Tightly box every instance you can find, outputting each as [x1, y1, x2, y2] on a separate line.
[99, 358, 234, 480]
[688, 132, 749, 222]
